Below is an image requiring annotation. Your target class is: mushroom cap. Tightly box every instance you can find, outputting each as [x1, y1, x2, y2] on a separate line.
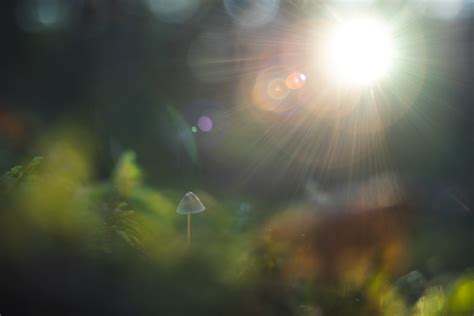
[176, 192, 206, 214]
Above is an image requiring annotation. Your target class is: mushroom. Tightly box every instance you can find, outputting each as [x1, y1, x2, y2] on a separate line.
[176, 192, 205, 246]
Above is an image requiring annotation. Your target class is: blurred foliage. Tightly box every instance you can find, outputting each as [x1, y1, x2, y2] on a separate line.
[1, 155, 42, 192]
[411, 274, 474, 316]
[0, 127, 472, 315]
[114, 150, 143, 197]
[413, 287, 445, 316]
[446, 274, 474, 314]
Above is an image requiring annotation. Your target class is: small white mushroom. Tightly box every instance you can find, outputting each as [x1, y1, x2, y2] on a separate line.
[176, 192, 205, 246]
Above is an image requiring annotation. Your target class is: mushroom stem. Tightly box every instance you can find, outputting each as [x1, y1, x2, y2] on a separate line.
[176, 192, 204, 247]
[187, 213, 191, 247]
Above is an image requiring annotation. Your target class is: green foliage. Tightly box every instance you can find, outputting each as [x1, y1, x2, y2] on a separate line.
[411, 274, 474, 316]
[113, 150, 143, 197]
[446, 274, 474, 315]
[413, 287, 446, 316]
[1, 156, 43, 192]
[101, 201, 144, 253]
[1, 149, 472, 315]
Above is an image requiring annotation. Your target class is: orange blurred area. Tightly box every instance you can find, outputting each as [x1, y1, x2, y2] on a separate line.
[285, 72, 306, 90]
[259, 203, 411, 287]
[0, 108, 28, 146]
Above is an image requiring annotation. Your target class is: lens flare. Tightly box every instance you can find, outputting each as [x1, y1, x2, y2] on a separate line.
[146, 0, 200, 23]
[267, 78, 290, 100]
[286, 72, 306, 90]
[324, 16, 395, 86]
[252, 67, 299, 113]
[197, 115, 213, 132]
[223, 0, 280, 28]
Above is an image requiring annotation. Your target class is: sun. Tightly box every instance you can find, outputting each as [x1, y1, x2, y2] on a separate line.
[324, 16, 395, 86]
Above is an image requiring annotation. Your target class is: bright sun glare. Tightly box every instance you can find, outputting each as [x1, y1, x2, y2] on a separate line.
[325, 16, 395, 86]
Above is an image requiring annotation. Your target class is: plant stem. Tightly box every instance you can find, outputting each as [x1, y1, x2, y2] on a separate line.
[187, 213, 191, 247]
